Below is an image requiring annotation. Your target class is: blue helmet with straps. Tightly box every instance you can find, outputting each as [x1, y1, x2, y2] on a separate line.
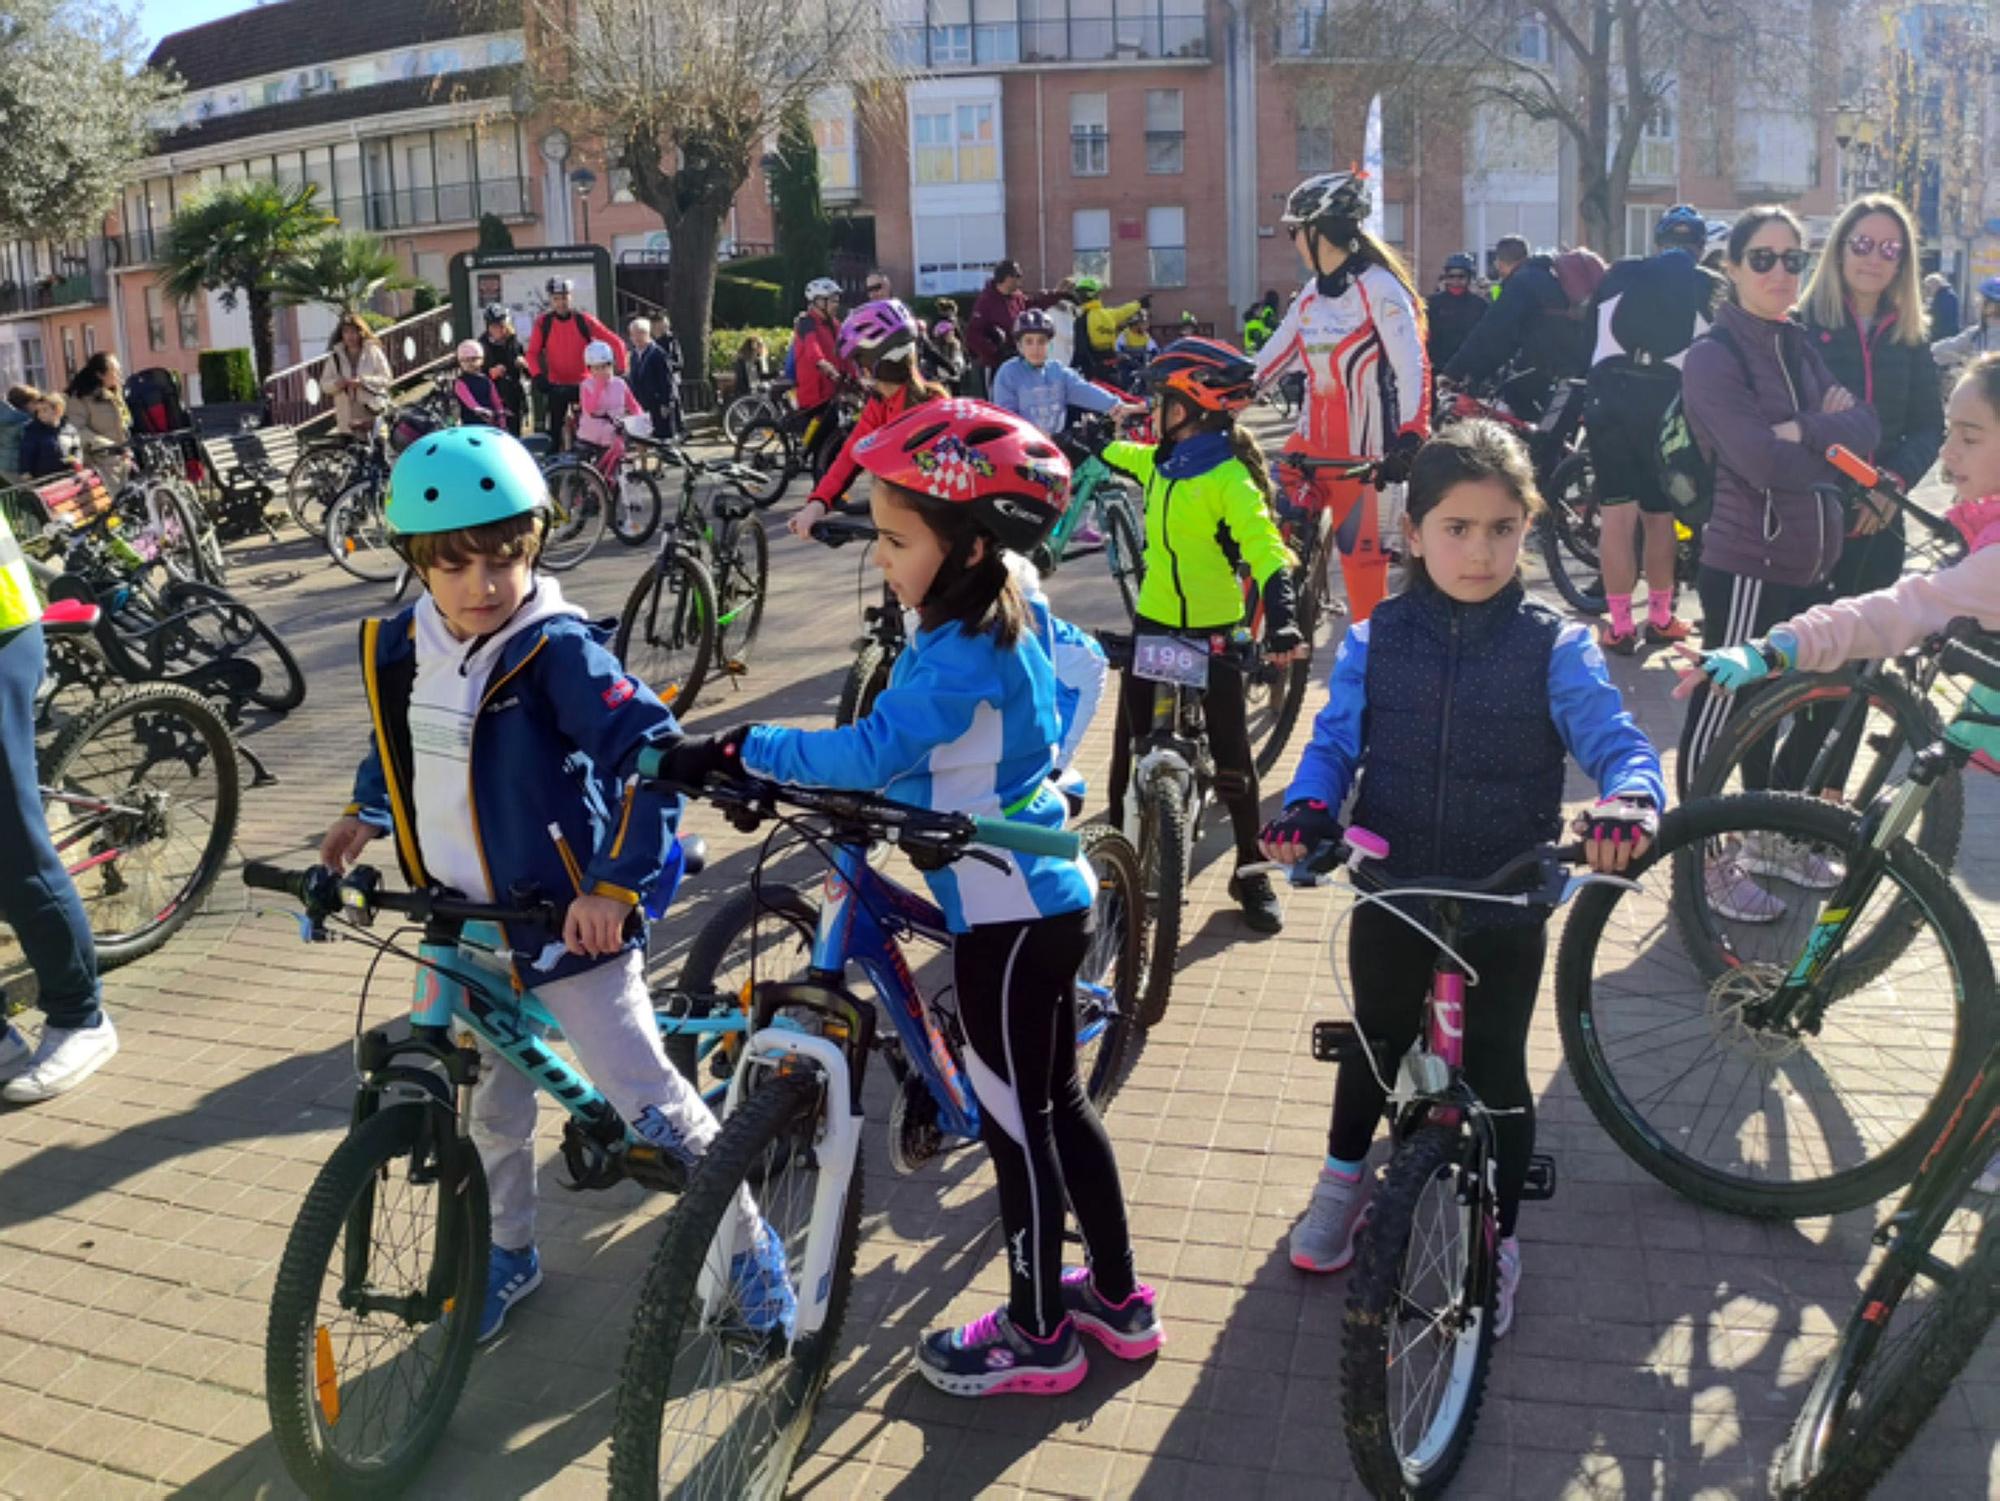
[386, 426, 548, 538]
[1655, 204, 1706, 249]
[1443, 252, 1477, 275]
[1980, 275, 2000, 304]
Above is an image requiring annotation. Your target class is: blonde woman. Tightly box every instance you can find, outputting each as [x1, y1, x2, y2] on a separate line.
[1799, 192, 1943, 598]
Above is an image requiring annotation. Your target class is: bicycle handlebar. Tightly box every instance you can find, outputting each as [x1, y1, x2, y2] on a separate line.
[242, 861, 561, 928]
[1938, 635, 2000, 694]
[1823, 445, 1959, 545]
[810, 518, 879, 547]
[1256, 838, 1585, 905]
[1277, 454, 1384, 484]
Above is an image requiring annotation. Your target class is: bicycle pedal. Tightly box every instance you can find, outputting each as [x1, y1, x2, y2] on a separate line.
[1521, 1154, 1558, 1202]
[1311, 1020, 1366, 1065]
[721, 658, 748, 677]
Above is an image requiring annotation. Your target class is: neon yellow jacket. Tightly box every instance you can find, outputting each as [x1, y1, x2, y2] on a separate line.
[1105, 435, 1296, 629]
[1083, 298, 1145, 354]
[0, 509, 35, 632]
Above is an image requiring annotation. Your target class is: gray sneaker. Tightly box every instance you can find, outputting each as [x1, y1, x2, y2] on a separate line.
[1289, 1168, 1372, 1273]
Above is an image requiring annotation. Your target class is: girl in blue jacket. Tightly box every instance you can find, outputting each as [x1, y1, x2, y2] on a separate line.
[1257, 419, 1664, 1339]
[673, 401, 1160, 1398]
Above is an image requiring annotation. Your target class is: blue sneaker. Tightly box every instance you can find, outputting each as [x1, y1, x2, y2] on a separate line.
[478, 1244, 542, 1343]
[915, 1309, 1087, 1397]
[727, 1220, 797, 1340]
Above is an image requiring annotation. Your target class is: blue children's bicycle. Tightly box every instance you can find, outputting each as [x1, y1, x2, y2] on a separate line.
[608, 769, 1143, 1500]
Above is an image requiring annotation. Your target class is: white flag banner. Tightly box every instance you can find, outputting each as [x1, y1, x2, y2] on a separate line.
[1362, 94, 1385, 240]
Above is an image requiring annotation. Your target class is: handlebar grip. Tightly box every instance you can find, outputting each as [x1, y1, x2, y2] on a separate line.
[1825, 445, 1879, 489]
[1939, 638, 2000, 694]
[635, 745, 672, 780]
[242, 861, 309, 898]
[968, 817, 1080, 861]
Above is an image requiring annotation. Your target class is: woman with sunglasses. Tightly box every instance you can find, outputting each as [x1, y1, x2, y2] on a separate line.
[1677, 207, 1879, 904]
[1799, 194, 1944, 601]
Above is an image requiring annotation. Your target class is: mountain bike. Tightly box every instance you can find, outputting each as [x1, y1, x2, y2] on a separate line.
[1554, 633, 2000, 1218]
[1030, 415, 1145, 620]
[607, 770, 1139, 1499]
[288, 433, 367, 536]
[730, 383, 862, 508]
[623, 429, 771, 676]
[1684, 447, 1978, 875]
[1252, 831, 1601, 1499]
[33, 602, 241, 969]
[722, 379, 789, 443]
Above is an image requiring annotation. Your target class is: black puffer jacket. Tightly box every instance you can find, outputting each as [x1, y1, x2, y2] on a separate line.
[1804, 305, 1943, 489]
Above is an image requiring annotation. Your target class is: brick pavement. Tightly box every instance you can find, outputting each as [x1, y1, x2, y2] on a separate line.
[1, 424, 1995, 1500]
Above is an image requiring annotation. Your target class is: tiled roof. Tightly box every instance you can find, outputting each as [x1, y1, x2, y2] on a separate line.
[150, 67, 518, 154]
[148, 0, 521, 91]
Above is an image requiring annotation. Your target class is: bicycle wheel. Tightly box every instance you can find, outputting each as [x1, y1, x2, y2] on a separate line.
[288, 446, 353, 534]
[1104, 491, 1145, 624]
[1536, 451, 1604, 613]
[1685, 667, 1964, 884]
[712, 516, 770, 668]
[38, 682, 240, 969]
[1555, 793, 1997, 1217]
[608, 1070, 860, 1501]
[731, 419, 794, 508]
[1343, 1123, 1498, 1499]
[152, 581, 307, 714]
[1772, 1202, 1997, 1498]
[615, 551, 717, 717]
[611, 468, 666, 547]
[1248, 590, 1315, 777]
[667, 885, 820, 1089]
[1136, 774, 1189, 1028]
[721, 394, 770, 444]
[266, 1103, 489, 1501]
[324, 481, 401, 583]
[540, 463, 609, 572]
[834, 641, 894, 728]
[148, 482, 224, 586]
[1075, 826, 1141, 1103]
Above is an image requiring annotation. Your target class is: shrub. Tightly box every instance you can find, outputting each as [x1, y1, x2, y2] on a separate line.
[712, 275, 785, 329]
[196, 348, 258, 403]
[719, 253, 784, 285]
[707, 326, 792, 383]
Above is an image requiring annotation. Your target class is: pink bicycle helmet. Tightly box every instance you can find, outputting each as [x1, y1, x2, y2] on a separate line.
[838, 298, 919, 365]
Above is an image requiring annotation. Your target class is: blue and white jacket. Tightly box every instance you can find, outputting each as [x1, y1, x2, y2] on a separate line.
[1013, 555, 1106, 772]
[991, 355, 1119, 438]
[742, 618, 1097, 932]
[1289, 581, 1664, 926]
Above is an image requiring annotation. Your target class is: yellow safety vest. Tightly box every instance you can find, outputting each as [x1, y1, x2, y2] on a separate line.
[0, 509, 35, 632]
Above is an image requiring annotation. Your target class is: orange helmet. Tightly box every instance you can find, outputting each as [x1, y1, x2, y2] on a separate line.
[1144, 337, 1257, 415]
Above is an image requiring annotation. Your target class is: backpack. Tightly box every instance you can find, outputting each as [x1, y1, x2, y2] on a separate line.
[1550, 249, 1608, 318]
[1655, 326, 1751, 527]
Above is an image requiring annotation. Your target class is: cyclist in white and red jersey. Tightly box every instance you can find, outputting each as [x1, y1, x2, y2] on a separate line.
[1255, 172, 1430, 624]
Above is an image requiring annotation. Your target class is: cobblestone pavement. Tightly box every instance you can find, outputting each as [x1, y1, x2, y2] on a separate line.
[1, 417, 1995, 1500]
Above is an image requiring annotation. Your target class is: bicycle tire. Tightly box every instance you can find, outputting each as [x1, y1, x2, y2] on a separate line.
[1249, 586, 1316, 777]
[668, 885, 820, 1087]
[323, 481, 401, 583]
[1536, 451, 1604, 613]
[1771, 1213, 1998, 1499]
[154, 580, 307, 713]
[266, 1103, 489, 1501]
[38, 682, 241, 969]
[615, 550, 717, 718]
[151, 482, 224, 586]
[834, 641, 894, 728]
[1076, 826, 1141, 1101]
[1685, 667, 1964, 883]
[1555, 793, 1997, 1218]
[287, 446, 354, 534]
[540, 463, 610, 572]
[1136, 774, 1189, 1028]
[1343, 1123, 1498, 1500]
[713, 516, 770, 668]
[608, 1071, 861, 1501]
[610, 468, 666, 547]
[1105, 494, 1145, 624]
[731, 419, 794, 508]
[721, 394, 774, 444]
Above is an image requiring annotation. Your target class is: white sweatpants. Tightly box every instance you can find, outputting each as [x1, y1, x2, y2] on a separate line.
[468, 948, 756, 1250]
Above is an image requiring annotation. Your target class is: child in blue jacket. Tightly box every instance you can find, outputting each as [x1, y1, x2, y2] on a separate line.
[1258, 419, 1664, 1339]
[316, 428, 793, 1345]
[669, 401, 1159, 1398]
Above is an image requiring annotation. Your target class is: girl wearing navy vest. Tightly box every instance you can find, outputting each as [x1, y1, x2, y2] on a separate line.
[1258, 419, 1664, 1338]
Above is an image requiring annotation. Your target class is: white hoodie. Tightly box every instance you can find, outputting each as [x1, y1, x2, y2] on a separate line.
[408, 578, 586, 899]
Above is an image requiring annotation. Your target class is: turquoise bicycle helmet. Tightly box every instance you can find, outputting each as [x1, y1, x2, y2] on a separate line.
[386, 426, 549, 537]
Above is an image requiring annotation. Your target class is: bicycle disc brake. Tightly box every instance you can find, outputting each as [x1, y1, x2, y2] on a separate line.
[1706, 963, 1811, 1060]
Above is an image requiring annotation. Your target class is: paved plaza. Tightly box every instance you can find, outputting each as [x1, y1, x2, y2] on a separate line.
[1, 421, 1995, 1499]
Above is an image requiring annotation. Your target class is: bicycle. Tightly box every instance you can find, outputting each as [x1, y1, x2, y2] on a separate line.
[721, 379, 789, 444]
[1553, 632, 2000, 1218]
[32, 601, 242, 970]
[1253, 831, 1597, 1499]
[1684, 446, 1978, 876]
[1031, 415, 1145, 621]
[730, 382, 862, 508]
[607, 769, 1140, 1499]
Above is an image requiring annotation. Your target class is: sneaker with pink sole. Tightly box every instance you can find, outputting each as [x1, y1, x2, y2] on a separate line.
[1060, 1268, 1164, 1359]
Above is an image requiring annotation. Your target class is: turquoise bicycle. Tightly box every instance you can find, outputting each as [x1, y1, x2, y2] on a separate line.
[1031, 413, 1145, 620]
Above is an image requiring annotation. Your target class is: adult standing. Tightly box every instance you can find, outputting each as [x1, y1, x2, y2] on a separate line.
[526, 278, 623, 449]
[1424, 253, 1487, 372]
[478, 304, 527, 434]
[0, 510, 119, 1102]
[0, 385, 31, 478]
[65, 353, 130, 486]
[1443, 235, 1583, 419]
[1677, 206, 1879, 888]
[1925, 272, 1960, 338]
[626, 317, 684, 440]
[1800, 193, 1944, 601]
[787, 277, 848, 472]
[966, 260, 1066, 395]
[862, 271, 892, 302]
[321, 316, 391, 436]
[1932, 275, 2000, 373]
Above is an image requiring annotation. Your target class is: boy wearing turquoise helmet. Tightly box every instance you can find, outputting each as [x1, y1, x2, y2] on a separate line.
[317, 428, 796, 1344]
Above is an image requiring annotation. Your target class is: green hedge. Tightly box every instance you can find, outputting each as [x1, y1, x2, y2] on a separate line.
[707, 326, 792, 382]
[712, 275, 785, 329]
[720, 254, 785, 285]
[197, 348, 258, 404]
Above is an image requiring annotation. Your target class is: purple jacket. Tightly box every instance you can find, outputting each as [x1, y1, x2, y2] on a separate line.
[1683, 301, 1880, 587]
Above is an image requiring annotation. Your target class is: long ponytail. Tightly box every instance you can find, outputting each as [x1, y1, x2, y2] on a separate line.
[1228, 423, 1273, 507]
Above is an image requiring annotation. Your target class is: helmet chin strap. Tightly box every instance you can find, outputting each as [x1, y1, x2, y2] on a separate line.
[919, 529, 981, 612]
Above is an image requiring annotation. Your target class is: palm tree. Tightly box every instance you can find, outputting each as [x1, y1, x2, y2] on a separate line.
[274, 231, 414, 320]
[158, 181, 335, 382]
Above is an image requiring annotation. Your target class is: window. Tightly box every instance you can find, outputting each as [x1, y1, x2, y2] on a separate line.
[974, 0, 1021, 62]
[1382, 201, 1407, 245]
[18, 335, 46, 390]
[1070, 0, 1113, 59]
[915, 106, 996, 183]
[1073, 208, 1112, 282]
[929, 0, 973, 64]
[1625, 204, 1663, 257]
[1145, 90, 1184, 174]
[957, 102, 998, 179]
[178, 304, 200, 349]
[62, 329, 77, 382]
[1296, 95, 1336, 173]
[1508, 16, 1549, 62]
[143, 285, 166, 351]
[83, 325, 97, 357]
[1618, 87, 1676, 182]
[434, 128, 473, 220]
[1147, 205, 1186, 286]
[1070, 92, 1109, 177]
[1021, 0, 1068, 59]
[915, 111, 956, 183]
[1283, 0, 1331, 55]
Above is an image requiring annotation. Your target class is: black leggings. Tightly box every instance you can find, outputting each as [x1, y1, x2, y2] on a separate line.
[1329, 904, 1547, 1235]
[1677, 565, 1823, 799]
[955, 911, 1135, 1337]
[1106, 624, 1262, 868]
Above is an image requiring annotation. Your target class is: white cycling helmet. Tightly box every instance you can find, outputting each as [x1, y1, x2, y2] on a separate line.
[805, 277, 842, 302]
[584, 340, 616, 367]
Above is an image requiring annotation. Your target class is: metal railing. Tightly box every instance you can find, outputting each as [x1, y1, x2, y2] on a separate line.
[0, 238, 116, 315]
[892, 5, 1207, 67]
[262, 303, 459, 431]
[363, 175, 532, 232]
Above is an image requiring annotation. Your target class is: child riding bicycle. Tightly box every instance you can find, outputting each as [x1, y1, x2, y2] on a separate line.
[1259, 419, 1663, 1336]
[315, 427, 793, 1345]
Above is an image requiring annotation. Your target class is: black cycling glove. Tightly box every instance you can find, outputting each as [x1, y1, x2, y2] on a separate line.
[1377, 430, 1424, 486]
